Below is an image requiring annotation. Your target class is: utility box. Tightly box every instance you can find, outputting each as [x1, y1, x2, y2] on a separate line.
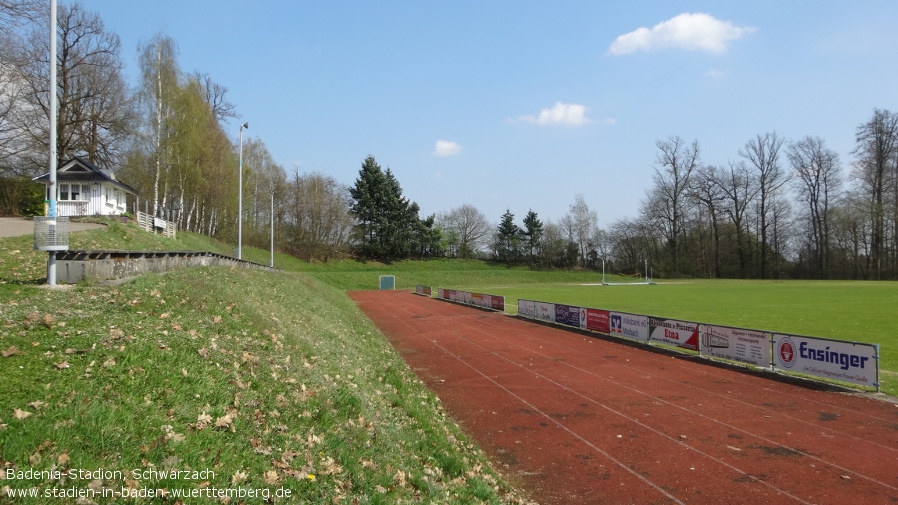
[378, 275, 395, 290]
[33, 216, 70, 251]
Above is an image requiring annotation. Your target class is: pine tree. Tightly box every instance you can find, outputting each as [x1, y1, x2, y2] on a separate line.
[348, 155, 389, 257]
[348, 155, 423, 259]
[522, 209, 543, 265]
[497, 209, 520, 264]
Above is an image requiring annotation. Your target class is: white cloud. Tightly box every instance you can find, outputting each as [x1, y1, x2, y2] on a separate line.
[516, 102, 591, 126]
[706, 68, 726, 79]
[432, 140, 462, 157]
[608, 13, 756, 56]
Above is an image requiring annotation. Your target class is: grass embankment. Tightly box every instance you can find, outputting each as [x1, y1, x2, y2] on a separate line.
[0, 222, 535, 504]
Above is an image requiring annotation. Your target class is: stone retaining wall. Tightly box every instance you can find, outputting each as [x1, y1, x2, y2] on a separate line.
[54, 250, 269, 284]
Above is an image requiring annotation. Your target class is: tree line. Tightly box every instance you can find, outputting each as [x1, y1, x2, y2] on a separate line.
[0, 1, 355, 261]
[628, 117, 898, 281]
[2, 3, 896, 280]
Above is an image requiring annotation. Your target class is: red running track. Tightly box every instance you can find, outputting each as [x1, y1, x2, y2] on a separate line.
[349, 291, 898, 505]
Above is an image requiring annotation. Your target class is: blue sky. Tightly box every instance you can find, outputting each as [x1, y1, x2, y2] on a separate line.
[80, 1, 898, 225]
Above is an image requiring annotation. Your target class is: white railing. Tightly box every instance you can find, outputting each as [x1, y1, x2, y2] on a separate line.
[136, 211, 176, 239]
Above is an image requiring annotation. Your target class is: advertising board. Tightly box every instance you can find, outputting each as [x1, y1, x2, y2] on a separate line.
[472, 293, 487, 308]
[701, 325, 770, 368]
[609, 312, 649, 342]
[554, 303, 581, 327]
[518, 299, 536, 318]
[534, 301, 555, 323]
[773, 333, 878, 388]
[649, 317, 699, 351]
[580, 308, 610, 333]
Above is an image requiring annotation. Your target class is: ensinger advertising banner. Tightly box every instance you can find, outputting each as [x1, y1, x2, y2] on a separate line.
[773, 333, 878, 388]
[609, 312, 649, 342]
[649, 317, 699, 351]
[700, 325, 770, 368]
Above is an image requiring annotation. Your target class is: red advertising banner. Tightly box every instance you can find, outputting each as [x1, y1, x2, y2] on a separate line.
[581, 308, 610, 334]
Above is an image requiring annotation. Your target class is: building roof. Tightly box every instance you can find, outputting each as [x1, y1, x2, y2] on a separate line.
[32, 157, 138, 195]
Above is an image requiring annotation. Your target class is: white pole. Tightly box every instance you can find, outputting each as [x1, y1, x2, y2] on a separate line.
[237, 122, 248, 259]
[47, 0, 57, 286]
[269, 188, 274, 268]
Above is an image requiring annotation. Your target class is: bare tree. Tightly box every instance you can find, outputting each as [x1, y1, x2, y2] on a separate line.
[716, 161, 759, 277]
[688, 164, 726, 277]
[439, 204, 491, 259]
[188, 71, 236, 122]
[0, 59, 29, 169]
[740, 131, 789, 278]
[852, 109, 898, 279]
[284, 170, 353, 261]
[0, 0, 41, 29]
[788, 136, 842, 278]
[13, 2, 132, 173]
[643, 136, 700, 276]
[607, 217, 655, 276]
[566, 194, 599, 266]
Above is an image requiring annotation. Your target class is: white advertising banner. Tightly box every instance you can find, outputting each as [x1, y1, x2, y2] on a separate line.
[518, 299, 536, 318]
[701, 325, 770, 368]
[773, 333, 878, 388]
[609, 312, 649, 342]
[649, 317, 699, 351]
[535, 301, 556, 323]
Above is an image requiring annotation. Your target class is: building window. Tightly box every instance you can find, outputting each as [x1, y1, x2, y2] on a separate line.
[60, 184, 69, 200]
[70, 185, 80, 200]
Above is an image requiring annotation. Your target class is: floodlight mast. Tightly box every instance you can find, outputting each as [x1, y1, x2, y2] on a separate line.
[238, 122, 248, 259]
[47, 0, 57, 286]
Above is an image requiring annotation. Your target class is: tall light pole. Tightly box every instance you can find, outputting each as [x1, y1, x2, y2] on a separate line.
[47, 0, 58, 285]
[237, 122, 248, 259]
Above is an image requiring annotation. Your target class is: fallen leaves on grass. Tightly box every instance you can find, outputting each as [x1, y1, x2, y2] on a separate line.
[13, 409, 31, 420]
[214, 413, 235, 432]
[263, 470, 279, 484]
[191, 411, 214, 430]
[1, 346, 19, 357]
